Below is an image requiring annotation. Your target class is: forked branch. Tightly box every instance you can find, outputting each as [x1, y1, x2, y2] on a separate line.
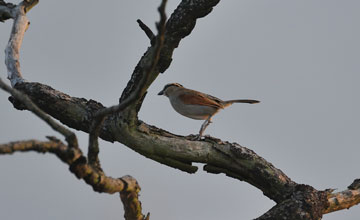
[1, 0, 153, 218]
[87, 0, 168, 171]
[1, 0, 360, 219]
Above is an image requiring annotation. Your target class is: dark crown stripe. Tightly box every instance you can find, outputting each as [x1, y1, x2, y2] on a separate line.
[164, 83, 183, 90]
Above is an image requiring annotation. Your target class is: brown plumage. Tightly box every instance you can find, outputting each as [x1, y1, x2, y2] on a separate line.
[158, 83, 260, 139]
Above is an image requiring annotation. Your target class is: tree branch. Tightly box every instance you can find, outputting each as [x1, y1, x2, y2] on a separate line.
[1, 0, 149, 216]
[3, 0, 38, 86]
[137, 19, 155, 44]
[87, 0, 168, 172]
[0, 77, 149, 218]
[0, 128, 149, 220]
[3, 0, 358, 219]
[0, 78, 78, 148]
[22, 0, 38, 13]
[0, 1, 15, 22]
[7, 82, 296, 202]
[324, 179, 360, 214]
[4, 0, 295, 203]
[119, 0, 220, 120]
[257, 185, 328, 220]
[5, 3, 27, 86]
[0, 139, 126, 193]
[120, 175, 150, 220]
[0, 138, 148, 219]
[0, 0, 38, 21]
[0, 78, 142, 194]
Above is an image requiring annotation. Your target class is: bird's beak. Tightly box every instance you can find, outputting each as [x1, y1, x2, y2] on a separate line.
[158, 90, 164, 95]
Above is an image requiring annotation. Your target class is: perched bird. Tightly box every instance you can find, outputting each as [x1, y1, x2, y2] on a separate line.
[158, 83, 259, 140]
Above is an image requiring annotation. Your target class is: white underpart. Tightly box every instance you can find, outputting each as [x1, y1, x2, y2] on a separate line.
[169, 96, 219, 120]
[5, 4, 28, 87]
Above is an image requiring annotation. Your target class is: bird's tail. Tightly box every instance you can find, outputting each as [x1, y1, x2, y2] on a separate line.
[223, 99, 260, 107]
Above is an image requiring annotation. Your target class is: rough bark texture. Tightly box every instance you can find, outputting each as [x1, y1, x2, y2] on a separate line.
[1, 0, 360, 219]
[257, 185, 328, 220]
[119, 0, 220, 120]
[10, 81, 295, 202]
[0, 139, 136, 194]
[0, 1, 15, 22]
[120, 175, 150, 220]
[0, 138, 147, 219]
[324, 179, 360, 214]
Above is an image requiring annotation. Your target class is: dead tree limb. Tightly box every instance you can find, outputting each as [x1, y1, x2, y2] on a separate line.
[0, 0, 159, 219]
[1, 0, 359, 219]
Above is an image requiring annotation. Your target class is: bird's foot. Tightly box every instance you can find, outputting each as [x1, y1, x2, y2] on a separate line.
[189, 134, 203, 141]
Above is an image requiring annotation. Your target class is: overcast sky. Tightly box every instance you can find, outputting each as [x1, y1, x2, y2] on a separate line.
[1, 0, 359, 219]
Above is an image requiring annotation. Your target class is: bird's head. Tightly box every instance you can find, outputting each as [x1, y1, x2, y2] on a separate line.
[158, 83, 183, 97]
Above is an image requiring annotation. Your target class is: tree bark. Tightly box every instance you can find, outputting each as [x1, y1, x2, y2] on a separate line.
[1, 0, 359, 219]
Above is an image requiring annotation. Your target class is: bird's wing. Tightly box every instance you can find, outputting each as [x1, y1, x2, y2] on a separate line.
[178, 92, 223, 109]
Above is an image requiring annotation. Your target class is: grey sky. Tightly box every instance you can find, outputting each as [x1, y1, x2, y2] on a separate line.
[1, 0, 359, 219]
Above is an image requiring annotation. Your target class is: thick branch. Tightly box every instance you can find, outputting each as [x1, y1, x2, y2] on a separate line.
[119, 0, 220, 120]
[0, 78, 148, 218]
[0, 78, 78, 148]
[4, 0, 357, 218]
[0, 0, 38, 22]
[87, 0, 168, 173]
[0, 1, 15, 22]
[2, 1, 149, 216]
[125, 123, 296, 203]
[2, 0, 296, 206]
[5, 0, 224, 177]
[0, 82, 147, 218]
[2, 0, 359, 219]
[257, 185, 328, 220]
[7, 82, 296, 202]
[0, 80, 145, 207]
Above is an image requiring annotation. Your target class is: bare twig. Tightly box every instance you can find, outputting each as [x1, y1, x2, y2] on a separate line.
[137, 19, 155, 44]
[0, 76, 149, 218]
[2, 0, 78, 148]
[0, 139, 140, 194]
[86, 2, 168, 217]
[0, 78, 78, 148]
[0, 139, 69, 158]
[87, 0, 168, 168]
[0, 138, 148, 218]
[9, 0, 222, 174]
[324, 179, 360, 214]
[88, 116, 105, 170]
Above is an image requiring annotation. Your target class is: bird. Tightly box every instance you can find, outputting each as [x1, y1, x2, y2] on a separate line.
[158, 83, 259, 140]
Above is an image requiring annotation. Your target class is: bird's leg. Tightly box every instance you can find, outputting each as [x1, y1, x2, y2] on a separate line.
[194, 116, 213, 140]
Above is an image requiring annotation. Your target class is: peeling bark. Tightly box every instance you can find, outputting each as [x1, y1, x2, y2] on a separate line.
[10, 81, 296, 202]
[324, 179, 360, 214]
[257, 185, 328, 220]
[1, 0, 360, 219]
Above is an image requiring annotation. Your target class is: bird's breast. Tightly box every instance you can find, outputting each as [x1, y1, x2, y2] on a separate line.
[169, 98, 219, 120]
